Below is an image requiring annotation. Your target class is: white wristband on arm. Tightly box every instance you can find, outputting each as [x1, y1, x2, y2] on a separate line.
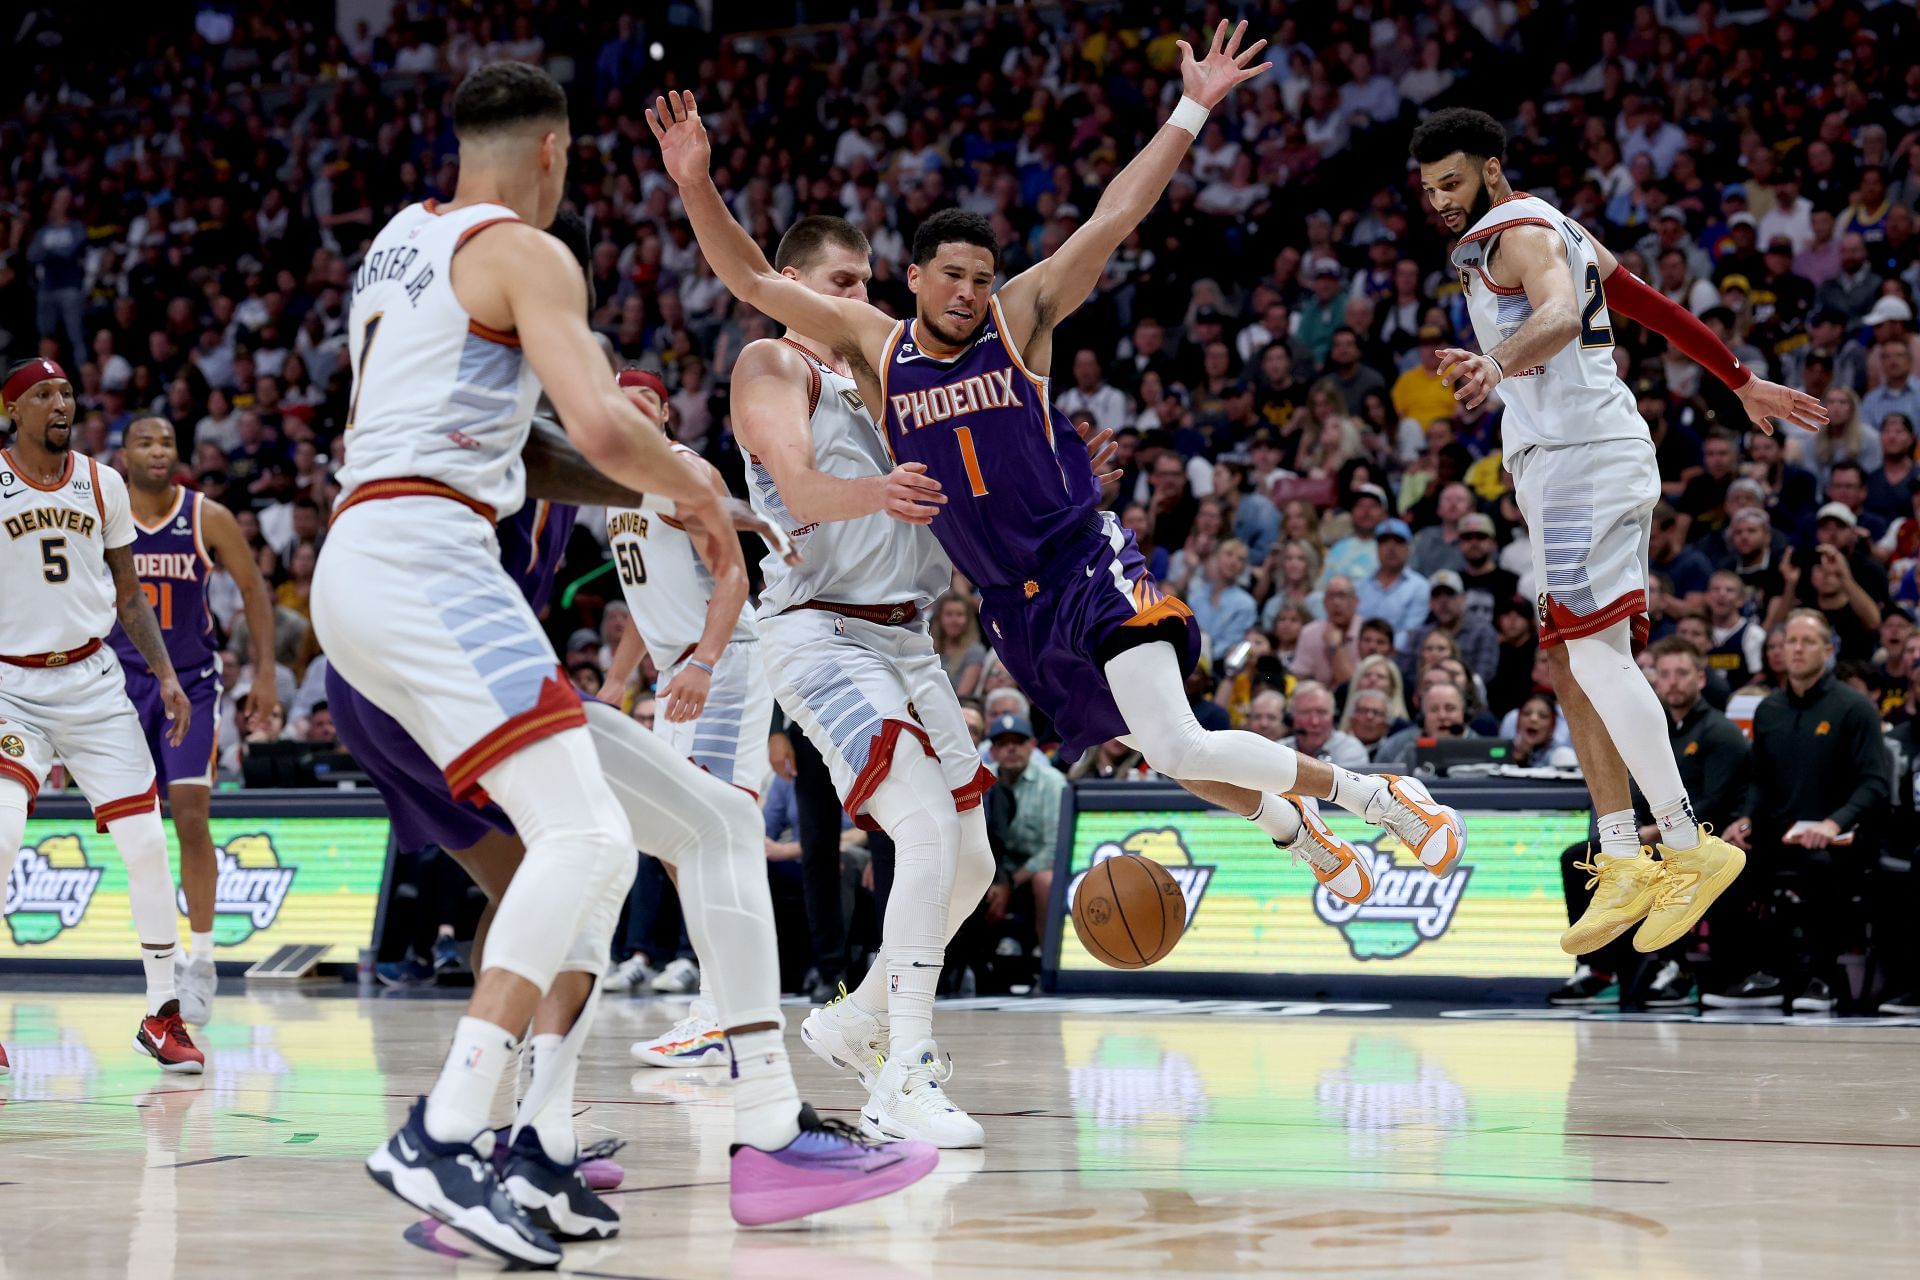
[1169, 95, 1209, 138]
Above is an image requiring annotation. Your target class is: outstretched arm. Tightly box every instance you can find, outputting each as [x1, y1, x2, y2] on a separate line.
[648, 93, 894, 366]
[996, 20, 1271, 359]
[1594, 239, 1827, 435]
[662, 454, 750, 724]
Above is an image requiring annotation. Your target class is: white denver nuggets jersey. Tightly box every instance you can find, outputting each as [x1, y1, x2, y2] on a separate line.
[336, 201, 543, 516]
[0, 449, 134, 654]
[1451, 193, 1646, 462]
[607, 444, 755, 669]
[747, 339, 950, 617]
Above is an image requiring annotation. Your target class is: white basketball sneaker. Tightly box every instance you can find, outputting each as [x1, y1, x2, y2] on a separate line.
[861, 1039, 984, 1149]
[1370, 775, 1466, 874]
[630, 1000, 726, 1067]
[799, 987, 886, 1090]
[175, 952, 218, 1026]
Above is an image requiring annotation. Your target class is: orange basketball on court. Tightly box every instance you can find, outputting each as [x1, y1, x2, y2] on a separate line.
[1070, 854, 1188, 969]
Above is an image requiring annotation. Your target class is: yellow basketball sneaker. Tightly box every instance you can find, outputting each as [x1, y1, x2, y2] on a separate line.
[1560, 851, 1663, 956]
[1633, 829, 1746, 953]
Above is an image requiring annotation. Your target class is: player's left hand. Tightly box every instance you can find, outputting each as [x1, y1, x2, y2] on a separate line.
[1436, 347, 1501, 412]
[662, 663, 711, 723]
[646, 91, 713, 187]
[243, 685, 281, 738]
[1735, 376, 1828, 436]
[160, 677, 191, 747]
[1074, 419, 1124, 506]
[768, 730, 796, 781]
[1178, 19, 1272, 110]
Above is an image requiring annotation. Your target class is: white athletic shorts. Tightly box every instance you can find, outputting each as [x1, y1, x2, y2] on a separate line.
[1508, 437, 1659, 649]
[653, 637, 774, 799]
[312, 495, 586, 804]
[759, 607, 992, 831]
[0, 645, 159, 829]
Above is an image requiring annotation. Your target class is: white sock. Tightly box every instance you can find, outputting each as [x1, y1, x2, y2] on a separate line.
[142, 944, 178, 1015]
[424, 1016, 515, 1144]
[520, 1033, 578, 1163]
[1250, 794, 1304, 844]
[1332, 767, 1389, 819]
[1595, 809, 1641, 862]
[190, 929, 215, 961]
[848, 953, 887, 1018]
[883, 948, 941, 1056]
[486, 1041, 522, 1132]
[729, 1028, 802, 1150]
[1651, 796, 1701, 850]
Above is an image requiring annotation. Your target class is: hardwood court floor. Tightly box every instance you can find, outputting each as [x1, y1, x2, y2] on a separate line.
[2, 986, 1917, 1277]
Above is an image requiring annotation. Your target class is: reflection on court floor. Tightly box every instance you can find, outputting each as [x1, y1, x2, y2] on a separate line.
[1, 989, 1915, 1277]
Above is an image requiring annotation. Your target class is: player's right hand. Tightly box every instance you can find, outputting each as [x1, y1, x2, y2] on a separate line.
[662, 664, 711, 723]
[1436, 347, 1501, 412]
[881, 462, 946, 524]
[646, 91, 712, 187]
[1074, 419, 1124, 505]
[160, 677, 192, 748]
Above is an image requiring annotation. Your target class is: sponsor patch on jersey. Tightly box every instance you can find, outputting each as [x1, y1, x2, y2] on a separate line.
[838, 388, 866, 414]
[0, 734, 24, 758]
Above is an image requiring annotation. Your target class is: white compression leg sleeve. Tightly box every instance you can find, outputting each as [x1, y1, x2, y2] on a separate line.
[860, 736, 960, 1056]
[583, 701, 782, 1029]
[108, 809, 180, 1015]
[1562, 621, 1696, 846]
[475, 726, 634, 994]
[845, 784, 993, 1022]
[512, 986, 601, 1163]
[0, 782, 26, 862]
[1104, 642, 1306, 797]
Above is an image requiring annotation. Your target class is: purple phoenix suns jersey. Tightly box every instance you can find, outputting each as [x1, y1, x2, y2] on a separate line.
[497, 498, 577, 616]
[880, 296, 1103, 589]
[109, 487, 216, 674]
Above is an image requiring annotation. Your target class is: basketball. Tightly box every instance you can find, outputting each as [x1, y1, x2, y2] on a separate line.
[1070, 855, 1188, 969]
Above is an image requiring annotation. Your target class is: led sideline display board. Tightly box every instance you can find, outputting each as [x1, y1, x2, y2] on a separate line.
[1054, 804, 1589, 981]
[4, 815, 390, 962]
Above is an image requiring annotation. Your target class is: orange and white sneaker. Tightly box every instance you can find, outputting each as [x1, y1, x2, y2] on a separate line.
[1372, 775, 1466, 874]
[1278, 795, 1374, 904]
[134, 1001, 205, 1074]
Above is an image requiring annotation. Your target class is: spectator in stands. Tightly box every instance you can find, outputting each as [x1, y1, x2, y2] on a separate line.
[1282, 681, 1369, 769]
[1244, 690, 1289, 744]
[1865, 413, 1916, 521]
[1356, 520, 1429, 652]
[988, 714, 1067, 933]
[1213, 458, 1280, 565]
[933, 596, 987, 699]
[1341, 686, 1397, 761]
[1863, 341, 1920, 431]
[1374, 678, 1472, 767]
[1409, 482, 1475, 578]
[1293, 575, 1361, 688]
[1186, 539, 1258, 652]
[1057, 349, 1130, 434]
[1716, 611, 1890, 1012]
[1779, 539, 1881, 661]
[1404, 571, 1498, 686]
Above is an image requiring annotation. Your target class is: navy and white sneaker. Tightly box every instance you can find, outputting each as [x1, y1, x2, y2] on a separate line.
[500, 1125, 621, 1242]
[365, 1097, 562, 1268]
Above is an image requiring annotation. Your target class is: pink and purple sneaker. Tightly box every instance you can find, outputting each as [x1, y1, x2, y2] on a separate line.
[730, 1103, 937, 1226]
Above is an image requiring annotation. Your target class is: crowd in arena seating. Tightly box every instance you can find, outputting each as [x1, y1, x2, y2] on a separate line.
[4, 0, 1919, 1012]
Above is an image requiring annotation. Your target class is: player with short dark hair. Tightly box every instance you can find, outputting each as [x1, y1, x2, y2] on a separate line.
[1410, 106, 1826, 957]
[110, 417, 280, 1026]
[655, 24, 1465, 909]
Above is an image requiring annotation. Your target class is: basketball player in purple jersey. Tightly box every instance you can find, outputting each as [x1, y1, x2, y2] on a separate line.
[112, 417, 279, 1026]
[653, 23, 1463, 902]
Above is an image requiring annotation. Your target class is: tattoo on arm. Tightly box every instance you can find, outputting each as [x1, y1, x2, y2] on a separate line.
[107, 545, 176, 681]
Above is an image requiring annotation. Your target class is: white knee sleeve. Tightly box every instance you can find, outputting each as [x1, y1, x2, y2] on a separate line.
[0, 783, 27, 859]
[948, 805, 996, 939]
[479, 727, 635, 993]
[864, 736, 961, 958]
[583, 701, 783, 1028]
[1104, 642, 1300, 795]
[107, 810, 178, 945]
[1562, 621, 1687, 807]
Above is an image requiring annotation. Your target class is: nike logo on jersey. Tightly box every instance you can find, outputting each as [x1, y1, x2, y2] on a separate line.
[894, 343, 932, 363]
[0, 491, 20, 503]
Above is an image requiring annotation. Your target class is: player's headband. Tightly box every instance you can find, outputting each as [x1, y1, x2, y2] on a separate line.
[617, 368, 669, 401]
[1, 359, 69, 414]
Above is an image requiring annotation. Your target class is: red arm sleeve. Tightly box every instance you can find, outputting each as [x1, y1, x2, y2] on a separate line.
[1602, 266, 1754, 391]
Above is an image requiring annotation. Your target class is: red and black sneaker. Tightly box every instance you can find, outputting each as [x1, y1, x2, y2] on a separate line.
[134, 1001, 205, 1074]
